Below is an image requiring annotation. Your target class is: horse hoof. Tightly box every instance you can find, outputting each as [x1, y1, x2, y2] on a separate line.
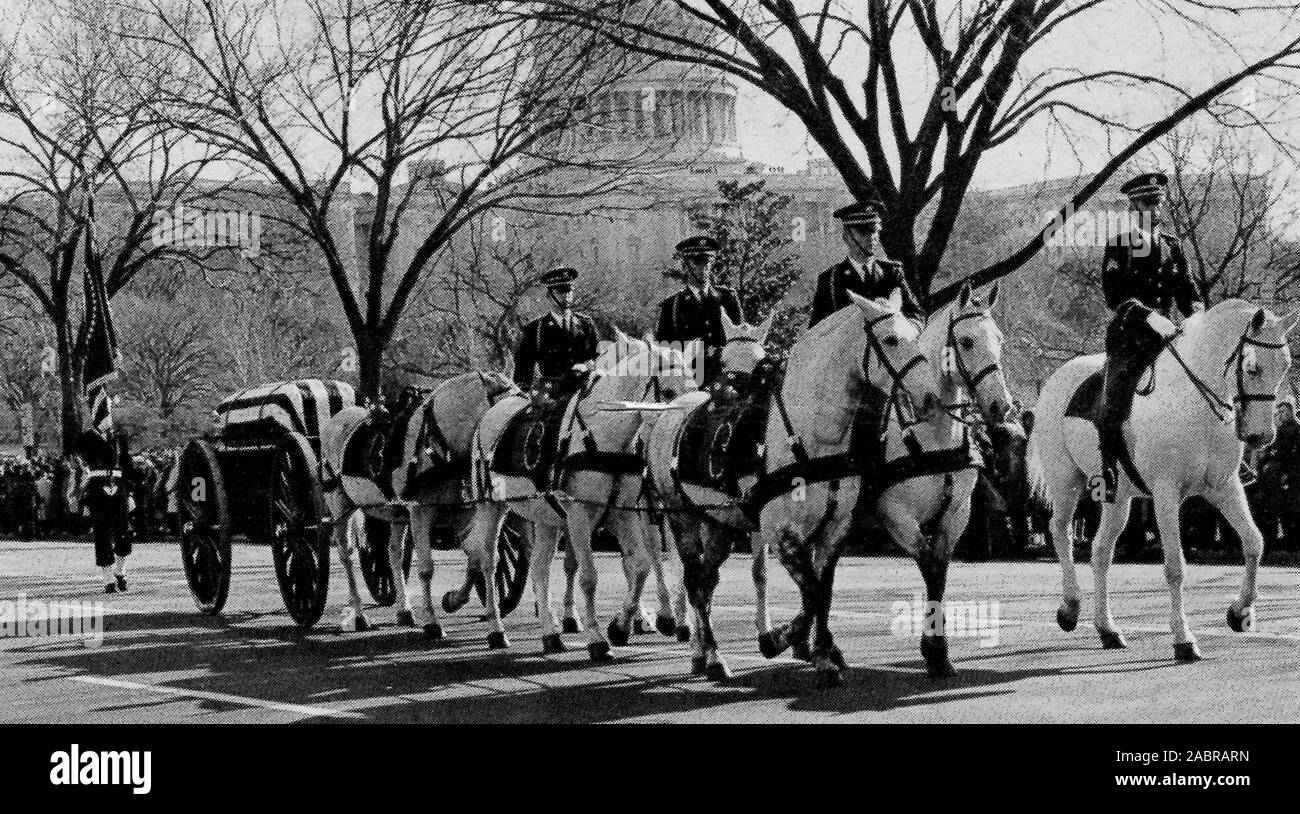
[441, 591, 459, 614]
[676, 625, 692, 643]
[587, 641, 613, 662]
[395, 610, 415, 627]
[1056, 607, 1079, 632]
[706, 661, 732, 682]
[920, 636, 954, 678]
[1174, 642, 1203, 662]
[562, 617, 581, 634]
[486, 631, 509, 650]
[791, 640, 812, 662]
[541, 633, 566, 654]
[1227, 605, 1255, 633]
[828, 647, 847, 670]
[757, 631, 786, 659]
[1098, 629, 1127, 650]
[815, 667, 843, 689]
[423, 623, 444, 642]
[607, 619, 630, 647]
[691, 656, 708, 675]
[634, 617, 654, 635]
[354, 615, 370, 632]
[656, 615, 677, 637]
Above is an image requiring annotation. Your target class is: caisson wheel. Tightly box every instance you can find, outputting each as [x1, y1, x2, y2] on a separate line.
[268, 433, 331, 627]
[177, 440, 232, 615]
[474, 511, 530, 617]
[358, 515, 413, 607]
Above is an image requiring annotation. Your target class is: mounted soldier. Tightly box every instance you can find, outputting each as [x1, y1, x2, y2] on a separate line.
[1096, 171, 1204, 502]
[512, 266, 600, 402]
[809, 195, 922, 328]
[808, 195, 925, 524]
[655, 235, 742, 385]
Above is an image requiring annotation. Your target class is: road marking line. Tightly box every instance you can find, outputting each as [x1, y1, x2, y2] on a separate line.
[68, 676, 368, 719]
[710, 602, 1300, 643]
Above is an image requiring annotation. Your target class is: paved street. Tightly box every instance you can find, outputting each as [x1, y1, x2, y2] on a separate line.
[3, 539, 1299, 723]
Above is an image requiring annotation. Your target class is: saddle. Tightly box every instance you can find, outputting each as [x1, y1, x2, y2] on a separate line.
[341, 387, 432, 497]
[676, 361, 781, 496]
[1064, 368, 1106, 420]
[492, 377, 586, 491]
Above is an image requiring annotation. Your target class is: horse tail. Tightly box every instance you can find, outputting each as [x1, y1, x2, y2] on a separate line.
[320, 406, 366, 498]
[1024, 431, 1051, 515]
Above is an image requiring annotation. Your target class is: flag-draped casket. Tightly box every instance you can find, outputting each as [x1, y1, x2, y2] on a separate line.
[215, 379, 357, 452]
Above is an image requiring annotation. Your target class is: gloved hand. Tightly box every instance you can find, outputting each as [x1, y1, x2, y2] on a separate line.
[1145, 310, 1179, 340]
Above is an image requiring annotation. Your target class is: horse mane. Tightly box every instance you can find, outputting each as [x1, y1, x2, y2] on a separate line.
[1173, 298, 1286, 392]
[803, 303, 860, 342]
[1181, 299, 1261, 352]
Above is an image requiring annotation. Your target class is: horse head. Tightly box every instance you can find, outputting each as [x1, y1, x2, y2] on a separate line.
[717, 308, 774, 389]
[1225, 304, 1297, 447]
[933, 281, 1015, 423]
[849, 288, 941, 418]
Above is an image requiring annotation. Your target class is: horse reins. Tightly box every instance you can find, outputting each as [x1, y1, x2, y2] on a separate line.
[863, 311, 930, 431]
[1161, 327, 1284, 425]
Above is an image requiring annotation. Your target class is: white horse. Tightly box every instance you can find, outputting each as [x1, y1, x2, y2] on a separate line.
[1030, 299, 1295, 660]
[320, 370, 517, 636]
[870, 282, 1016, 677]
[463, 332, 698, 659]
[650, 289, 942, 686]
[641, 309, 776, 680]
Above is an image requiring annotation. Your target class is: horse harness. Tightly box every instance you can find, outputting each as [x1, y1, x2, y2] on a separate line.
[675, 313, 929, 522]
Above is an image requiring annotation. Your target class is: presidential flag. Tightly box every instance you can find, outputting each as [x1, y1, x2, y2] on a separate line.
[75, 186, 119, 437]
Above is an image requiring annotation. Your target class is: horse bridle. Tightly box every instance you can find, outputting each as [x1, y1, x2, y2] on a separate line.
[863, 311, 930, 427]
[946, 311, 1003, 402]
[1225, 332, 1286, 436]
[1164, 324, 1285, 434]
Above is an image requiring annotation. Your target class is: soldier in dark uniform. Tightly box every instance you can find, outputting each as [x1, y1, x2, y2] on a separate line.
[809, 196, 922, 328]
[655, 235, 742, 384]
[1097, 171, 1204, 502]
[75, 428, 136, 593]
[512, 266, 599, 399]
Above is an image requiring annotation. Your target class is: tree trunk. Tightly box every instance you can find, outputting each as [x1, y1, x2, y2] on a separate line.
[356, 329, 385, 404]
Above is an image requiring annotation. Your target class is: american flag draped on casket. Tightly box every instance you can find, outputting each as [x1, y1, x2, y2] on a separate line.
[215, 379, 357, 451]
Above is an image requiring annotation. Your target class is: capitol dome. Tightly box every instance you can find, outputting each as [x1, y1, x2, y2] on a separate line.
[534, 13, 743, 171]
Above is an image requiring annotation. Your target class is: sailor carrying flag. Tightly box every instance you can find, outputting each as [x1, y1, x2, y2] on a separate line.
[73, 183, 136, 594]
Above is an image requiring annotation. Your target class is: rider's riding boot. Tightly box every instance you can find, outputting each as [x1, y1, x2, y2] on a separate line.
[1096, 359, 1140, 505]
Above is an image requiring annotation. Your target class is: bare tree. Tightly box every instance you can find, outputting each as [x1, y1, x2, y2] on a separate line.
[114, 292, 219, 440]
[504, 0, 1300, 310]
[0, 290, 52, 446]
[1163, 126, 1300, 305]
[141, 0, 668, 398]
[407, 215, 542, 376]
[0, 0, 229, 452]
